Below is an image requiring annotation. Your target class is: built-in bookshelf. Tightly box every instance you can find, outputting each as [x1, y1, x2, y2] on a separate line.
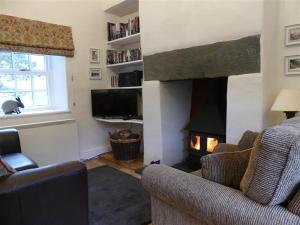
[105, 0, 143, 86]
[101, 0, 144, 125]
[105, 0, 142, 69]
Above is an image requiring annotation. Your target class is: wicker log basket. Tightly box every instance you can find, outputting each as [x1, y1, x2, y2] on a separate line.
[109, 129, 141, 161]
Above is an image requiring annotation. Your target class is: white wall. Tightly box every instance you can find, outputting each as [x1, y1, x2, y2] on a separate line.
[143, 81, 163, 164]
[227, 74, 263, 144]
[262, 0, 281, 127]
[140, 0, 264, 165]
[143, 80, 192, 165]
[262, 0, 300, 127]
[0, 0, 113, 162]
[140, 0, 263, 56]
[160, 81, 192, 165]
[19, 121, 79, 166]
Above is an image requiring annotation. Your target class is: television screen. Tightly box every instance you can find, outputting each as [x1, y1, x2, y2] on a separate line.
[91, 89, 138, 118]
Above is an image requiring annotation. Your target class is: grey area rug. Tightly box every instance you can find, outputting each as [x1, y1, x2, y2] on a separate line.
[88, 166, 151, 225]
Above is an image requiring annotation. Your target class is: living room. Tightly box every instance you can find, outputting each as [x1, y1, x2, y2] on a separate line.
[0, 0, 300, 224]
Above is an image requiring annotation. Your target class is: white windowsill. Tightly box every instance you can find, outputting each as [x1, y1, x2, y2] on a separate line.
[0, 118, 76, 130]
[0, 109, 72, 120]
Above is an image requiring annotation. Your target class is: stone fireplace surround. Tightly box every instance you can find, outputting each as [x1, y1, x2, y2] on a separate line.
[142, 35, 263, 166]
[144, 35, 260, 82]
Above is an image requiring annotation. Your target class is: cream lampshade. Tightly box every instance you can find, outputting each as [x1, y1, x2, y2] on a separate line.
[271, 89, 300, 119]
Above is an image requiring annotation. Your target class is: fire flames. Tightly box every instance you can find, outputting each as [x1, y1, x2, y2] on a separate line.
[190, 135, 201, 150]
[207, 137, 218, 152]
[190, 135, 218, 152]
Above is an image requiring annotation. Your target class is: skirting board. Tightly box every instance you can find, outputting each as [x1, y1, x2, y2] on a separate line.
[80, 145, 111, 160]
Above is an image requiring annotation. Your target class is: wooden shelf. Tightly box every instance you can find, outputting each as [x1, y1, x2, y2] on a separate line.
[104, 0, 138, 17]
[106, 59, 143, 69]
[95, 117, 143, 125]
[107, 33, 140, 46]
[108, 86, 143, 90]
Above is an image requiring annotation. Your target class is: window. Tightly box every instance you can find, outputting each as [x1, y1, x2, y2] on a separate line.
[0, 52, 50, 111]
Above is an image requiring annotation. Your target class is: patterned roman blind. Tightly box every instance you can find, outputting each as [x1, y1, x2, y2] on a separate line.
[0, 14, 74, 57]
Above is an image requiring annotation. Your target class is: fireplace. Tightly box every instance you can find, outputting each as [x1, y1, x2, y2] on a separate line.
[186, 77, 227, 169]
[142, 35, 262, 166]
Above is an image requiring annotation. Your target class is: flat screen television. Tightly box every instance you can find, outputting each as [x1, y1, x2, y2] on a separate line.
[91, 89, 138, 119]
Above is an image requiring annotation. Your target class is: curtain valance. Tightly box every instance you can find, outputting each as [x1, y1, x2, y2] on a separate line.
[0, 14, 74, 57]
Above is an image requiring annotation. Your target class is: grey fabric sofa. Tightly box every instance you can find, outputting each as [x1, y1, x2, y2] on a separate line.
[142, 121, 300, 225]
[142, 164, 300, 225]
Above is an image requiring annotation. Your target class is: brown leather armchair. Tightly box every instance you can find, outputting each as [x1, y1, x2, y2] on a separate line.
[0, 129, 89, 225]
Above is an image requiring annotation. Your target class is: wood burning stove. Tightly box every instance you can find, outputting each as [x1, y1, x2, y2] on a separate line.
[187, 131, 225, 169]
[186, 77, 228, 170]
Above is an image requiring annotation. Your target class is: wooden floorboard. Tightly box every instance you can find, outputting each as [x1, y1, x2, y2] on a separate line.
[85, 152, 144, 179]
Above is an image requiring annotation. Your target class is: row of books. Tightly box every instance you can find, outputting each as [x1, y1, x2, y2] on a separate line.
[107, 16, 140, 41]
[107, 48, 142, 65]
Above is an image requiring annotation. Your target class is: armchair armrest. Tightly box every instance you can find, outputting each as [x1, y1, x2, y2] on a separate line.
[142, 165, 299, 225]
[0, 161, 88, 225]
[0, 129, 21, 155]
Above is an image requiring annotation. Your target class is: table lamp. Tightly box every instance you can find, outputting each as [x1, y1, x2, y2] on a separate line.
[271, 89, 300, 119]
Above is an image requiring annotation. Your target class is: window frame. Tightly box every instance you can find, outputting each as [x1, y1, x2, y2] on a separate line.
[0, 52, 52, 111]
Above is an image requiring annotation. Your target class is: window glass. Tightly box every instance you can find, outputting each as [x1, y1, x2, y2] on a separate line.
[0, 52, 49, 112]
[0, 74, 15, 90]
[17, 92, 33, 107]
[13, 53, 30, 70]
[0, 52, 12, 69]
[33, 75, 47, 90]
[31, 55, 45, 71]
[16, 75, 31, 91]
[33, 92, 48, 106]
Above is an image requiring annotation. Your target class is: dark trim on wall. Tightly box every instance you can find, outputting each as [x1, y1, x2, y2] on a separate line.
[144, 35, 261, 81]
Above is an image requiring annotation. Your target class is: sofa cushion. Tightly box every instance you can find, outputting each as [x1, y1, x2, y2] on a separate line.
[0, 155, 16, 177]
[240, 122, 300, 206]
[237, 130, 259, 151]
[201, 148, 252, 189]
[240, 134, 262, 192]
[213, 143, 238, 153]
[287, 189, 300, 216]
[2, 153, 38, 171]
